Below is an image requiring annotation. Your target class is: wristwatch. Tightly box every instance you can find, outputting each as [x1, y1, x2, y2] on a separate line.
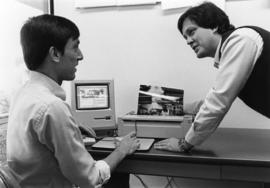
[178, 138, 193, 153]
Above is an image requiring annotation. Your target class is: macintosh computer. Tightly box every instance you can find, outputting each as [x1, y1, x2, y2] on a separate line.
[70, 79, 117, 135]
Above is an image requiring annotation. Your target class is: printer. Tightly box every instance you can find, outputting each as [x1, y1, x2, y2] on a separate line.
[117, 114, 193, 138]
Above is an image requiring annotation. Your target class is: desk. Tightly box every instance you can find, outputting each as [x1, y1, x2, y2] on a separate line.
[87, 128, 270, 185]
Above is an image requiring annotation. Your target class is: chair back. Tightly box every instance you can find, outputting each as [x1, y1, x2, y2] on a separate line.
[0, 163, 20, 188]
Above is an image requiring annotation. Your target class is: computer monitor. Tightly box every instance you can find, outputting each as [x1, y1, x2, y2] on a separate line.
[71, 80, 116, 131]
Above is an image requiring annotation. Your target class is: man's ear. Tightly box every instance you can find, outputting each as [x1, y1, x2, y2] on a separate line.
[49, 46, 61, 63]
[213, 27, 218, 33]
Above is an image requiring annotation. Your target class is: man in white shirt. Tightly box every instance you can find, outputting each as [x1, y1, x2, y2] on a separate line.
[154, 2, 269, 152]
[7, 14, 139, 188]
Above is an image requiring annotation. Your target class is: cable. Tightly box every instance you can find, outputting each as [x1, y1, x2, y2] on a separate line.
[164, 177, 174, 188]
[171, 177, 178, 188]
[134, 121, 137, 136]
[133, 174, 149, 188]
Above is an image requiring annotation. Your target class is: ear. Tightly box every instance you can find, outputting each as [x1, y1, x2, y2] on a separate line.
[213, 27, 218, 33]
[48, 46, 61, 63]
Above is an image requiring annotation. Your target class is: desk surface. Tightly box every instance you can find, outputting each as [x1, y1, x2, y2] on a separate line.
[87, 128, 270, 167]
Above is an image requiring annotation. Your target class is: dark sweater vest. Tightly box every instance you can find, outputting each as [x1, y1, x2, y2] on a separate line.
[220, 26, 270, 118]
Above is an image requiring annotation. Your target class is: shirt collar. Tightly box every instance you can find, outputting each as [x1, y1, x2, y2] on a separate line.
[29, 71, 66, 101]
[213, 39, 222, 69]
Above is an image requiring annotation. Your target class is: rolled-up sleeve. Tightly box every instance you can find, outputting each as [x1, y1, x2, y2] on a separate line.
[94, 160, 110, 186]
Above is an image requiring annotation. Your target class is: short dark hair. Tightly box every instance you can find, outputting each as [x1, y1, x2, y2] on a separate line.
[178, 2, 235, 35]
[20, 14, 80, 70]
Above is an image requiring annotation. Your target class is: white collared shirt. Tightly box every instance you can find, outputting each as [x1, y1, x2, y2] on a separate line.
[185, 28, 263, 146]
[7, 71, 110, 188]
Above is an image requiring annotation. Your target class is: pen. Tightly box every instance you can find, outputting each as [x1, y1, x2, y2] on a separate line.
[134, 121, 137, 136]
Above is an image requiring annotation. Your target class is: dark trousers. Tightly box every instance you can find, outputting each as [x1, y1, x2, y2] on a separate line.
[103, 173, 130, 188]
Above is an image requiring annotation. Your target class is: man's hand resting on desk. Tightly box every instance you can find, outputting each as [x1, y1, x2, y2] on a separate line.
[154, 138, 179, 152]
[116, 132, 140, 155]
[154, 138, 193, 153]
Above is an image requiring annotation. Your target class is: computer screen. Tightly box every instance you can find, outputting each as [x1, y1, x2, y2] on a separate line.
[76, 84, 109, 110]
[71, 80, 116, 130]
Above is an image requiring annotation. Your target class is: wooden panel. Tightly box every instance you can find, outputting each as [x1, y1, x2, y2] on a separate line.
[116, 159, 221, 179]
[222, 166, 270, 182]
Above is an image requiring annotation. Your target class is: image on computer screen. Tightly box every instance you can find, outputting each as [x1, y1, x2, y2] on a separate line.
[137, 85, 184, 116]
[76, 84, 109, 110]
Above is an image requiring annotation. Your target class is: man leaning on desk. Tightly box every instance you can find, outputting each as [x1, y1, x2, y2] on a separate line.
[154, 2, 270, 153]
[7, 14, 140, 188]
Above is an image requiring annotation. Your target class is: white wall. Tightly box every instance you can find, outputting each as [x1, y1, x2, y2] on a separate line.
[56, 0, 270, 129]
[0, 1, 45, 113]
[16, 0, 48, 12]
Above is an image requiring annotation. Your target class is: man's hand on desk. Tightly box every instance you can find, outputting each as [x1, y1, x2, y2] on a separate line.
[154, 138, 193, 153]
[116, 132, 140, 155]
